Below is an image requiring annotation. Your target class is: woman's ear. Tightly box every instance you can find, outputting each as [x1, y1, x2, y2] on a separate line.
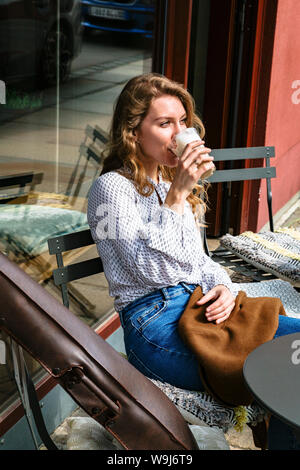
[132, 129, 140, 144]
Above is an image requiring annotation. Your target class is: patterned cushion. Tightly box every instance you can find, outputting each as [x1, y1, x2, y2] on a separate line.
[220, 228, 300, 285]
[0, 204, 88, 257]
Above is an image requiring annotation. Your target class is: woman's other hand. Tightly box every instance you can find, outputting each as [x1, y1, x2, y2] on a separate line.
[196, 285, 235, 324]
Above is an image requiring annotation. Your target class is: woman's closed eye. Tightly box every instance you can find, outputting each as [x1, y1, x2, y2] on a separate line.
[160, 118, 187, 128]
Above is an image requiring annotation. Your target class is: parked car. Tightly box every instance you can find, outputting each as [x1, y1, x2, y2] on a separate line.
[81, 0, 155, 39]
[0, 0, 82, 89]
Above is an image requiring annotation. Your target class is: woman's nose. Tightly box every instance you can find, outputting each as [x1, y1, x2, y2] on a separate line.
[173, 121, 185, 137]
[175, 122, 182, 134]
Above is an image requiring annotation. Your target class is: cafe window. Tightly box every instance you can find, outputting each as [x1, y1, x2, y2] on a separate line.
[0, 0, 155, 421]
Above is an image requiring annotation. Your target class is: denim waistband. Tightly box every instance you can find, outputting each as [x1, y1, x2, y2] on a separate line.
[120, 282, 198, 316]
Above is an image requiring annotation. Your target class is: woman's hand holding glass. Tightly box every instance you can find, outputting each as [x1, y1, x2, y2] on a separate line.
[165, 140, 214, 212]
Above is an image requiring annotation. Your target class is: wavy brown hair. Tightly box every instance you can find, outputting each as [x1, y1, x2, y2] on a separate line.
[101, 73, 209, 217]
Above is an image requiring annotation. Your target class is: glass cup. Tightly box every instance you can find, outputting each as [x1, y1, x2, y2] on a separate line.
[174, 127, 215, 179]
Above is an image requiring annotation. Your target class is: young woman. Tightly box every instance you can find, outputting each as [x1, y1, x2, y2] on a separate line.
[88, 73, 300, 449]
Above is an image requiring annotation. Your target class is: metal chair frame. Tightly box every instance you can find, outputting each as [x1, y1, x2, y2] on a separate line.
[204, 145, 277, 282]
[48, 146, 277, 309]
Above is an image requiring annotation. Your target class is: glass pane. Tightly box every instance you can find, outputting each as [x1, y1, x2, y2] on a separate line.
[0, 0, 155, 413]
[0, 331, 45, 415]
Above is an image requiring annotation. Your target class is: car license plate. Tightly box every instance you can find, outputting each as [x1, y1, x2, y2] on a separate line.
[90, 7, 126, 21]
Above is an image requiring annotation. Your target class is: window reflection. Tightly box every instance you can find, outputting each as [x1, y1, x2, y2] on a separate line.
[82, 0, 155, 39]
[0, 0, 154, 414]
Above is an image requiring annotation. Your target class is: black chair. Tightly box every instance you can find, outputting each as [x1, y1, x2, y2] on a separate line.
[65, 124, 108, 206]
[48, 228, 103, 309]
[47, 145, 278, 306]
[204, 146, 277, 282]
[0, 171, 44, 204]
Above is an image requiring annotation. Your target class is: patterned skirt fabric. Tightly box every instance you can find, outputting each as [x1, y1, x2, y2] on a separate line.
[150, 379, 267, 433]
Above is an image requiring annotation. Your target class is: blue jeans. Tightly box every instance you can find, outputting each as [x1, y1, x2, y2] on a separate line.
[119, 282, 203, 390]
[119, 282, 300, 450]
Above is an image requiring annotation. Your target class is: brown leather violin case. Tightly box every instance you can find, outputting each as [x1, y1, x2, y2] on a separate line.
[0, 253, 198, 450]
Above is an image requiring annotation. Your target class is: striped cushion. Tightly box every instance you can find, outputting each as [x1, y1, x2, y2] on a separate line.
[220, 228, 300, 285]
